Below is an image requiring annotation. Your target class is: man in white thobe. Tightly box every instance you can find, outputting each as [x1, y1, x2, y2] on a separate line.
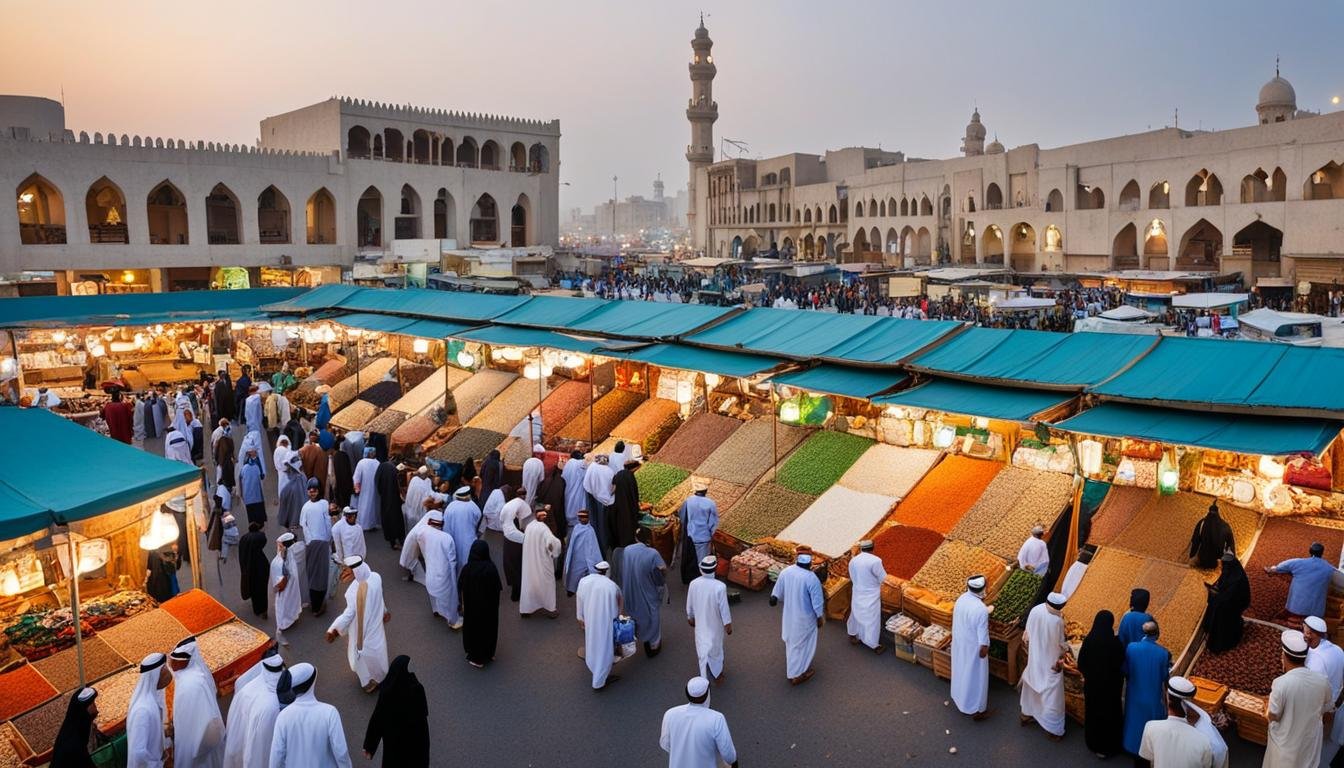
[399, 497, 438, 585]
[222, 654, 284, 768]
[522, 456, 545, 506]
[326, 556, 391, 693]
[443, 486, 482, 574]
[401, 465, 433, 533]
[770, 550, 824, 685]
[164, 428, 192, 465]
[1020, 591, 1069, 739]
[273, 435, 295, 499]
[560, 451, 588, 530]
[582, 454, 616, 556]
[660, 676, 738, 768]
[1138, 677, 1214, 768]
[951, 574, 992, 719]
[1165, 676, 1228, 768]
[168, 647, 224, 768]
[1265, 629, 1333, 768]
[299, 483, 333, 616]
[846, 540, 886, 653]
[576, 561, 622, 690]
[244, 385, 264, 438]
[331, 506, 367, 564]
[520, 508, 562, 616]
[126, 653, 171, 768]
[269, 532, 302, 646]
[1305, 615, 1344, 763]
[351, 446, 381, 530]
[686, 555, 732, 684]
[1017, 524, 1050, 575]
[267, 663, 352, 767]
[419, 511, 461, 626]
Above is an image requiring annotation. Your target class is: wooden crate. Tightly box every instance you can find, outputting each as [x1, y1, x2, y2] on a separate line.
[880, 574, 904, 613]
[932, 646, 952, 680]
[1225, 690, 1269, 746]
[928, 602, 954, 629]
[1065, 691, 1086, 725]
[988, 627, 1024, 686]
[824, 578, 851, 621]
[1187, 676, 1228, 717]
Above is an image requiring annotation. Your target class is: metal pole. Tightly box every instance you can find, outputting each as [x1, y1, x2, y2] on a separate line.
[6, 330, 21, 404]
[1055, 435, 1084, 594]
[589, 372, 595, 447]
[65, 531, 86, 687]
[536, 349, 544, 445]
[353, 329, 360, 394]
[396, 336, 404, 391]
[187, 488, 203, 590]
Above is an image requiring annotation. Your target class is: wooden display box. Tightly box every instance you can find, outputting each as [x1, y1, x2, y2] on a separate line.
[1187, 676, 1228, 716]
[931, 646, 952, 680]
[915, 633, 951, 672]
[880, 574, 904, 613]
[726, 561, 768, 591]
[1225, 690, 1269, 746]
[824, 578, 851, 621]
[988, 628, 1024, 686]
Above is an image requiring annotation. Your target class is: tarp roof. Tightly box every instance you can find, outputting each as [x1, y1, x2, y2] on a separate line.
[685, 308, 960, 365]
[1099, 305, 1155, 321]
[610, 343, 783, 378]
[873, 378, 1073, 421]
[334, 312, 418, 334]
[563, 301, 737, 339]
[398, 318, 478, 340]
[1090, 337, 1344, 417]
[454, 325, 614, 355]
[0, 409, 199, 540]
[258, 284, 360, 314]
[495, 295, 609, 328]
[994, 297, 1058, 311]
[1171, 292, 1250, 309]
[1054, 402, 1343, 456]
[770, 365, 908, 399]
[0, 287, 307, 329]
[909, 329, 1158, 390]
[334, 288, 529, 322]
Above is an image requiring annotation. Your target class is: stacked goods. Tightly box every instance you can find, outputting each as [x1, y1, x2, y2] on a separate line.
[359, 380, 405, 409]
[468, 379, 550, 434]
[325, 357, 401, 411]
[556, 389, 646, 443]
[837, 445, 941, 499]
[2, 608, 93, 661]
[1245, 518, 1344, 621]
[31, 637, 129, 693]
[0, 665, 57, 721]
[891, 455, 1002, 535]
[1086, 486, 1150, 546]
[363, 408, 409, 435]
[448, 369, 519, 424]
[990, 569, 1044, 625]
[537, 380, 593, 440]
[196, 621, 270, 671]
[290, 356, 353, 407]
[774, 432, 873, 496]
[1061, 548, 1147, 638]
[607, 398, 682, 455]
[329, 400, 378, 430]
[636, 462, 691, 506]
[388, 366, 472, 416]
[886, 614, 923, 641]
[910, 540, 1010, 603]
[696, 420, 808, 485]
[1190, 621, 1285, 695]
[950, 468, 1074, 561]
[717, 482, 817, 544]
[1110, 493, 1259, 565]
[428, 427, 509, 465]
[161, 590, 235, 634]
[778, 486, 897, 558]
[872, 525, 945, 580]
[918, 623, 952, 648]
[1061, 549, 1207, 657]
[95, 609, 190, 663]
[654, 412, 742, 471]
[729, 546, 791, 589]
[80, 591, 156, 631]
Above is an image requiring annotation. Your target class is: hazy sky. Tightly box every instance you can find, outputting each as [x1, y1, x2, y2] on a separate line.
[3, 1, 1340, 213]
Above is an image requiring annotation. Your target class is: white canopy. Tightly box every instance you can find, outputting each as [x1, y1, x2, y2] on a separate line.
[993, 297, 1058, 311]
[1099, 305, 1155, 321]
[1171, 292, 1249, 310]
[681, 257, 740, 268]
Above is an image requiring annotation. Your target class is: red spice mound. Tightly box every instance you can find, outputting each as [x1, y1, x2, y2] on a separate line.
[0, 664, 58, 722]
[872, 525, 946, 581]
[161, 589, 235, 634]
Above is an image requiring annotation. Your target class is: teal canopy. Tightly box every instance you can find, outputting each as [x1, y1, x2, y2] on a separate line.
[397, 318, 477, 340]
[686, 308, 959, 364]
[814, 317, 963, 366]
[259, 284, 361, 314]
[0, 409, 200, 540]
[454, 325, 612, 355]
[873, 378, 1073, 421]
[495, 295, 610, 328]
[1090, 337, 1344, 417]
[611, 343, 782, 378]
[1055, 402, 1344, 456]
[334, 313, 418, 334]
[910, 329, 1157, 390]
[564, 301, 736, 339]
[0, 287, 306, 329]
[770, 365, 908, 399]
[333, 288, 529, 322]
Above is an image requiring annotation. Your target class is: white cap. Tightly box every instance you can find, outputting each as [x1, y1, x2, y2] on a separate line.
[532, 443, 545, 453]
[1305, 616, 1328, 633]
[277, 532, 296, 544]
[691, 477, 710, 493]
[139, 652, 166, 671]
[1282, 629, 1309, 659]
[76, 687, 97, 703]
[454, 486, 472, 499]
[686, 676, 710, 697]
[1031, 524, 1045, 535]
[796, 554, 813, 565]
[1167, 676, 1196, 698]
[699, 555, 718, 573]
[416, 465, 430, 475]
[288, 662, 315, 687]
[967, 575, 987, 591]
[262, 655, 285, 671]
[427, 510, 444, 523]
[595, 561, 610, 573]
[343, 506, 358, 516]
[342, 555, 364, 568]
[1046, 592, 1067, 608]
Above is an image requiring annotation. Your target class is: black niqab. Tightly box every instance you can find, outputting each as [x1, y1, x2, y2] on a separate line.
[479, 450, 503, 507]
[363, 655, 430, 766]
[1077, 610, 1125, 757]
[1204, 557, 1251, 652]
[49, 690, 97, 768]
[459, 539, 503, 665]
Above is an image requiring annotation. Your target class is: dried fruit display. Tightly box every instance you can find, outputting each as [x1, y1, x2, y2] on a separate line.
[499, 436, 531, 468]
[1086, 486, 1150, 546]
[650, 478, 745, 519]
[0, 722, 25, 768]
[655, 412, 742, 470]
[469, 379, 550, 435]
[1151, 568, 1209, 657]
[161, 589, 235, 634]
[891, 455, 1002, 535]
[390, 411, 441, 449]
[696, 419, 808, 485]
[556, 388, 646, 443]
[1189, 620, 1285, 695]
[1061, 548, 1148, 639]
[778, 486, 897, 558]
[328, 399, 377, 431]
[837, 444, 940, 500]
[397, 363, 438, 391]
[636, 462, 691, 506]
[1225, 688, 1269, 714]
[326, 357, 401, 411]
[872, 525, 945, 580]
[717, 482, 818, 544]
[775, 431, 874, 496]
[911, 540, 1010, 603]
[363, 408, 408, 436]
[95, 609, 190, 664]
[358, 380, 404, 410]
[196, 621, 270, 671]
[608, 398, 681, 455]
[1245, 518, 1344, 620]
[1110, 493, 1259, 565]
[74, 590, 156, 632]
[12, 695, 64, 757]
[0, 664, 57, 722]
[538, 380, 593, 439]
[31, 637, 128, 694]
[389, 366, 471, 416]
[918, 623, 951, 647]
[90, 667, 140, 731]
[990, 569, 1044, 624]
[428, 427, 508, 465]
[2, 608, 93, 661]
[950, 467, 1073, 561]
[450, 369, 519, 424]
[290, 356, 353, 407]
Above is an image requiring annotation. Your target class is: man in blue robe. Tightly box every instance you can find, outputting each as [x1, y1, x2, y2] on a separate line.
[1117, 588, 1153, 647]
[1266, 541, 1336, 621]
[563, 510, 602, 596]
[620, 527, 667, 657]
[1122, 620, 1171, 757]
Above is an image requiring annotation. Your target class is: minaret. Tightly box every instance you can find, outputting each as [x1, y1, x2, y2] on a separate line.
[686, 14, 717, 249]
[653, 174, 665, 201]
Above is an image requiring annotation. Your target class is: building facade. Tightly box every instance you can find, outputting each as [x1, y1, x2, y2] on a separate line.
[2, 95, 559, 292]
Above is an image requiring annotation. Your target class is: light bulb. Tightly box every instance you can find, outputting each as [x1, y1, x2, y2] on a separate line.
[704, 374, 721, 389]
[523, 362, 541, 380]
[412, 338, 430, 355]
[456, 350, 475, 368]
[139, 508, 180, 550]
[0, 568, 19, 597]
[779, 400, 802, 424]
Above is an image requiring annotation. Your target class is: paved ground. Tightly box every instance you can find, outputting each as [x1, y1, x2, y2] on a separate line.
[170, 431, 1265, 766]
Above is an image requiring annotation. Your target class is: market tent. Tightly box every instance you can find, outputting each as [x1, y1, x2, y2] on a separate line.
[993, 297, 1058, 311]
[495, 295, 610, 329]
[608, 343, 782, 378]
[1099, 305, 1155, 321]
[563, 301, 738, 339]
[0, 287, 307, 329]
[333, 312, 418, 334]
[872, 378, 1073, 421]
[1054, 402, 1343, 456]
[814, 317, 963, 366]
[334, 288, 529, 322]
[685, 308, 959, 364]
[397, 318, 478, 340]
[454, 325, 616, 355]
[908, 328, 1158, 390]
[258, 284, 359, 314]
[0, 409, 200, 539]
[1171, 293, 1249, 310]
[769, 364, 909, 399]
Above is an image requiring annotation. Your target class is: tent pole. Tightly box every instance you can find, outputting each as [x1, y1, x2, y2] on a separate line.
[188, 488, 203, 590]
[1054, 435, 1084, 594]
[65, 531, 86, 687]
[6, 331, 21, 404]
[588, 371, 594, 447]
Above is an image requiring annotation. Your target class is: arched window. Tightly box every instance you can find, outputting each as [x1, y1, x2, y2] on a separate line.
[768, 203, 776, 221]
[306, 188, 336, 245]
[899, 198, 908, 217]
[411, 130, 433, 164]
[1118, 180, 1141, 211]
[257, 185, 291, 244]
[1148, 181, 1170, 209]
[85, 177, 127, 244]
[985, 183, 1003, 209]
[780, 168, 791, 185]
[511, 194, 530, 246]
[347, 126, 371, 159]
[470, 194, 499, 243]
[1185, 170, 1222, 206]
[1304, 162, 1344, 200]
[147, 181, 188, 245]
[510, 142, 526, 171]
[528, 143, 550, 173]
[1075, 184, 1104, 210]
[1046, 188, 1063, 212]
[15, 174, 66, 245]
[357, 186, 382, 247]
[855, 201, 864, 218]
[396, 184, 421, 239]
[480, 140, 501, 170]
[383, 129, 404, 162]
[372, 134, 384, 159]
[205, 183, 241, 244]
[828, 205, 838, 224]
[440, 137, 454, 166]
[879, 200, 887, 217]
[919, 196, 932, 216]
[803, 207, 812, 223]
[456, 137, 479, 167]
[1112, 223, 1139, 270]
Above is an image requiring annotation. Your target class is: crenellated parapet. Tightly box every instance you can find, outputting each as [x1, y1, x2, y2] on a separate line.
[335, 96, 560, 136]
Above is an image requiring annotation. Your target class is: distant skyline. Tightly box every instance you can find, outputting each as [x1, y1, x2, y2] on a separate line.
[3, 1, 1340, 212]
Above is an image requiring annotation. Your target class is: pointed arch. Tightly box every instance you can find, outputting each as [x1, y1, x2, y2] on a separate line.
[855, 200, 864, 218]
[372, 134, 384, 160]
[411, 130, 433, 164]
[1304, 161, 1344, 200]
[456, 136, 479, 167]
[1234, 220, 1283, 277]
[1118, 179, 1141, 211]
[828, 204, 838, 224]
[1185, 170, 1222, 206]
[383, 128, 404, 162]
[915, 227, 932, 265]
[802, 233, 815, 258]
[982, 225, 1005, 265]
[510, 142, 526, 171]
[1076, 184, 1104, 210]
[852, 228, 868, 255]
[1046, 188, 1063, 212]
[347, 126, 371, 159]
[1176, 218, 1222, 270]
[257, 185, 291, 244]
[1143, 219, 1168, 261]
[357, 186, 382, 247]
[803, 207, 812, 223]
[440, 137, 454, 166]
[480, 140, 501, 170]
[885, 227, 899, 256]
[528, 143, 549, 173]
[869, 226, 881, 253]
[511, 193, 531, 246]
[899, 198, 909, 217]
[305, 187, 336, 245]
[1149, 180, 1170, 209]
[1112, 223, 1139, 270]
[985, 183, 1003, 210]
[1010, 222, 1036, 271]
[470, 193, 499, 243]
[900, 225, 916, 261]
[146, 180, 188, 245]
[1269, 167, 1287, 201]
[768, 203, 777, 222]
[919, 196, 933, 216]
[814, 206, 823, 223]
[434, 188, 456, 240]
[204, 183, 241, 244]
[16, 173, 66, 245]
[85, 176, 127, 243]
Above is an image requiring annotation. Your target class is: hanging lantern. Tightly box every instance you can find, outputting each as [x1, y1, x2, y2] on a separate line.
[933, 425, 956, 449]
[562, 353, 586, 369]
[0, 357, 16, 378]
[703, 373, 721, 390]
[675, 379, 694, 404]
[139, 507, 180, 551]
[1258, 455, 1285, 480]
[51, 331, 67, 344]
[412, 338, 430, 355]
[0, 567, 20, 597]
[779, 399, 802, 424]
[76, 539, 109, 575]
[522, 362, 542, 380]
[1158, 452, 1179, 495]
[230, 322, 246, 331]
[1078, 439, 1104, 475]
[456, 350, 475, 368]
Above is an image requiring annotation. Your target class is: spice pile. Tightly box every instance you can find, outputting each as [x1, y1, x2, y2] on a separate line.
[12, 695, 65, 757]
[32, 637, 128, 694]
[655, 412, 742, 470]
[161, 590, 235, 634]
[1060, 548, 1147, 637]
[450, 369, 519, 423]
[837, 445, 940, 499]
[469, 379, 549, 434]
[775, 431, 874, 496]
[717, 482, 817, 544]
[538, 380, 592, 437]
[556, 388, 645, 443]
[778, 486, 896, 558]
[391, 409, 447, 450]
[90, 666, 141, 731]
[1085, 486, 1150, 546]
[892, 455, 1002, 535]
[0, 664, 57, 722]
[1244, 518, 1344, 620]
[95, 609, 190, 663]
[363, 408, 408, 435]
[388, 366, 467, 415]
[359, 380, 404, 409]
[990, 569, 1044, 625]
[398, 363, 438, 391]
[608, 398, 681, 455]
[329, 400, 377, 431]
[636, 462, 691, 506]
[1150, 568, 1210, 656]
[429, 427, 508, 465]
[197, 621, 270, 671]
[0, 722, 25, 768]
[911, 540, 1009, 603]
[950, 467, 1074, 561]
[696, 419, 808, 484]
[871, 525, 945, 581]
[1111, 493, 1259, 565]
[325, 357, 401, 411]
[1189, 620, 1286, 695]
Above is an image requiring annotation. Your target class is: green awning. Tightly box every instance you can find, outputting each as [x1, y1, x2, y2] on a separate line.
[0, 409, 200, 540]
[565, 301, 737, 339]
[770, 365, 908, 399]
[334, 313, 418, 334]
[815, 318, 964, 366]
[259, 284, 361, 314]
[454, 325, 610, 355]
[0, 287, 307, 329]
[873, 379, 1073, 421]
[1055, 402, 1344, 456]
[397, 319, 477, 340]
[496, 296, 610, 328]
[333, 288, 529, 322]
[612, 343, 783, 378]
[686, 308, 960, 364]
[908, 328, 1158, 390]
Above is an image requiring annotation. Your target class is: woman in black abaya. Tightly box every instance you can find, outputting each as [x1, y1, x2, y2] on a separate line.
[363, 655, 429, 766]
[458, 539, 503, 668]
[1076, 609, 1125, 758]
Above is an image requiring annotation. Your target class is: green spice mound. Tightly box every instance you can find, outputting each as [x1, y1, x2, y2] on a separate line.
[989, 569, 1043, 624]
[637, 462, 692, 506]
[775, 431, 873, 495]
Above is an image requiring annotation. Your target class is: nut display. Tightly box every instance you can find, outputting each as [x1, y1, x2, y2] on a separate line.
[636, 462, 691, 506]
[325, 357, 401, 411]
[31, 637, 129, 695]
[363, 408, 408, 435]
[950, 467, 1073, 561]
[892, 455, 1002, 535]
[836, 444, 940, 500]
[654, 412, 743, 470]
[428, 427, 508, 465]
[91, 667, 141, 731]
[774, 431, 874, 496]
[556, 388, 646, 443]
[328, 399, 377, 431]
[1245, 518, 1344, 621]
[717, 482, 818, 544]
[911, 540, 1009, 603]
[1190, 620, 1285, 695]
[1061, 548, 1147, 639]
[872, 525, 946, 580]
[1110, 492, 1259, 565]
[1086, 486, 1150, 546]
[538, 380, 593, 439]
[608, 398, 681, 455]
[389, 365, 471, 416]
[0, 722, 26, 768]
[12, 694, 65, 757]
[696, 419, 808, 485]
[161, 589, 236, 634]
[95, 609, 191, 664]
[469, 379, 550, 434]
[450, 369, 520, 424]
[196, 621, 270, 671]
[777, 485, 896, 558]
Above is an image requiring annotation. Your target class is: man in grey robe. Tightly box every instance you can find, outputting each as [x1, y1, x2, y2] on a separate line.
[563, 509, 602, 596]
[620, 527, 667, 658]
[276, 453, 307, 530]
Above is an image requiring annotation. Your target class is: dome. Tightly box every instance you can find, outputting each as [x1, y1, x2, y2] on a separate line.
[1258, 76, 1296, 110]
[986, 138, 1004, 154]
[964, 110, 986, 140]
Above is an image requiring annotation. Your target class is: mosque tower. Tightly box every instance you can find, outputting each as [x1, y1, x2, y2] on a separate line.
[961, 108, 987, 157]
[1257, 61, 1297, 124]
[686, 14, 718, 248]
